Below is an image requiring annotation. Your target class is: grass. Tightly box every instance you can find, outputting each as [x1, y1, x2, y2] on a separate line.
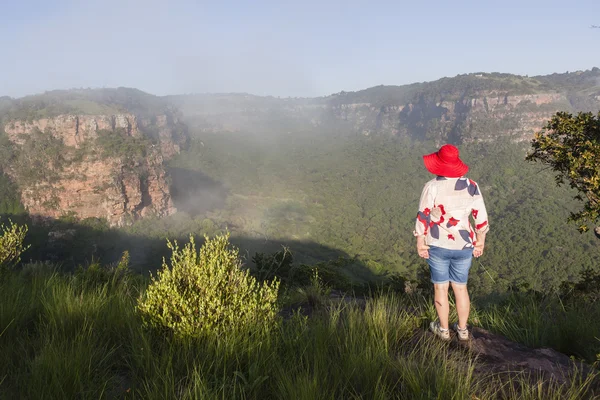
[0, 263, 598, 399]
[473, 293, 600, 363]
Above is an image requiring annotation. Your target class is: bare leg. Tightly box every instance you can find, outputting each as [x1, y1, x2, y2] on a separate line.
[451, 282, 470, 329]
[433, 283, 450, 329]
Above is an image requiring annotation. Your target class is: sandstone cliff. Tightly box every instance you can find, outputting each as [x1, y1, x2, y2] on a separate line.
[172, 69, 600, 144]
[3, 112, 187, 227]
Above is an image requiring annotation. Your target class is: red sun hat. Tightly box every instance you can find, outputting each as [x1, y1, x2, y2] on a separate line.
[423, 144, 469, 178]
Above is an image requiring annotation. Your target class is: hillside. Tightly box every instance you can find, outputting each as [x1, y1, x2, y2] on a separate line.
[172, 68, 600, 143]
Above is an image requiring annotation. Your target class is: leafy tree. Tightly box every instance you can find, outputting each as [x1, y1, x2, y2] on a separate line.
[526, 111, 600, 234]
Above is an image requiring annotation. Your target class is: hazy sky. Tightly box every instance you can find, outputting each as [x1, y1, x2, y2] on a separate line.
[1, 0, 598, 98]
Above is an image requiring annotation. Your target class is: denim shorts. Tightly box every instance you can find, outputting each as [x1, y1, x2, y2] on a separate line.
[427, 246, 474, 285]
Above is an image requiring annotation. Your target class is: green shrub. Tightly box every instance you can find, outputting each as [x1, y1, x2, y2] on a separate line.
[74, 251, 131, 289]
[137, 233, 280, 338]
[0, 219, 30, 274]
[251, 246, 293, 282]
[289, 259, 351, 290]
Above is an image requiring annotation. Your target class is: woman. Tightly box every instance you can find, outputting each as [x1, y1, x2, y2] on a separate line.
[414, 144, 489, 341]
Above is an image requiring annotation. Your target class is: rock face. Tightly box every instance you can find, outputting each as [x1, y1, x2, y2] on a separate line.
[137, 114, 185, 159]
[173, 70, 600, 144]
[4, 114, 141, 147]
[3, 113, 186, 227]
[176, 91, 580, 143]
[395, 92, 571, 143]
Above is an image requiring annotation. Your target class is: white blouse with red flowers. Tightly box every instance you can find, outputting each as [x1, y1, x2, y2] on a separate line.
[414, 176, 490, 250]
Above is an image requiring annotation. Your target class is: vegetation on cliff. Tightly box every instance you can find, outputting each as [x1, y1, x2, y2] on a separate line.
[0, 87, 177, 122]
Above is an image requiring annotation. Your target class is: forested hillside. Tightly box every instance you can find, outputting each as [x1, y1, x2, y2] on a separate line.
[165, 131, 600, 295]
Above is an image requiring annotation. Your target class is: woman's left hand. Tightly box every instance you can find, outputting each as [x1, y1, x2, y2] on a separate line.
[417, 242, 430, 259]
[473, 243, 484, 258]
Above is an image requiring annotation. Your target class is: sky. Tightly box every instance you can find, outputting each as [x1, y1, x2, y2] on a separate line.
[1, 0, 599, 98]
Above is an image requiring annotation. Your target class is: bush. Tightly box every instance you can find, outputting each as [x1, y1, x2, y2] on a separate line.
[0, 219, 30, 274]
[74, 251, 131, 289]
[251, 246, 294, 283]
[137, 233, 280, 338]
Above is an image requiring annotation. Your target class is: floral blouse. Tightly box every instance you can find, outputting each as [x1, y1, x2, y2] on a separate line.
[414, 176, 489, 250]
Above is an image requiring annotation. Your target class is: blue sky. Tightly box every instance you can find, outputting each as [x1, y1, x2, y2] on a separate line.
[1, 0, 598, 98]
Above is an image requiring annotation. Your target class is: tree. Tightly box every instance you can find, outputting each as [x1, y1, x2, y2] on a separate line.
[526, 112, 600, 235]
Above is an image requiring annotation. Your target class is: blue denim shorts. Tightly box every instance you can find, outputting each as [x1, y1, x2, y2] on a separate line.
[427, 246, 474, 285]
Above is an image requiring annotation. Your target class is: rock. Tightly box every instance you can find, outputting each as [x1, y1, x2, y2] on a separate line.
[4, 114, 142, 148]
[3, 113, 183, 227]
[48, 229, 76, 242]
[449, 327, 597, 388]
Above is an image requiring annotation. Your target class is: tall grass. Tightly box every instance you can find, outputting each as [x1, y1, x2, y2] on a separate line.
[474, 293, 600, 363]
[0, 264, 598, 399]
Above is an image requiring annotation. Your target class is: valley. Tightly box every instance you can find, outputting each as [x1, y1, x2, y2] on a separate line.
[0, 69, 599, 294]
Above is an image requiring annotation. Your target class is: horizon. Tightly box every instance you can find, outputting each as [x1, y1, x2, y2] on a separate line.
[4, 66, 599, 101]
[1, 0, 599, 99]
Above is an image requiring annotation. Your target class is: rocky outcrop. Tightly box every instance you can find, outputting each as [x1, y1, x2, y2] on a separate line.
[3, 113, 185, 227]
[175, 77, 599, 144]
[138, 114, 187, 159]
[176, 91, 573, 142]
[464, 327, 596, 385]
[4, 114, 141, 147]
[20, 154, 175, 227]
[397, 92, 571, 143]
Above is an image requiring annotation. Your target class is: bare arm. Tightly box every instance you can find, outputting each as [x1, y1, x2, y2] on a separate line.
[416, 235, 430, 259]
[474, 231, 486, 258]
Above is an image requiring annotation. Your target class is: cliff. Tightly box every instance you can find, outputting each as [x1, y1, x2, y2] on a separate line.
[172, 68, 600, 144]
[2, 108, 187, 226]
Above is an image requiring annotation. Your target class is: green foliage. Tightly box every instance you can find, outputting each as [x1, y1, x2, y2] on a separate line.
[137, 233, 280, 338]
[535, 68, 600, 93]
[0, 129, 14, 171]
[323, 72, 547, 109]
[251, 246, 294, 282]
[95, 128, 151, 162]
[0, 87, 177, 122]
[0, 173, 25, 215]
[0, 220, 30, 274]
[13, 127, 66, 185]
[527, 111, 600, 232]
[74, 251, 131, 289]
[559, 268, 600, 303]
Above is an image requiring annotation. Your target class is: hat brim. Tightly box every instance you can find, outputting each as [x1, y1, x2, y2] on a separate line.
[423, 152, 469, 178]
